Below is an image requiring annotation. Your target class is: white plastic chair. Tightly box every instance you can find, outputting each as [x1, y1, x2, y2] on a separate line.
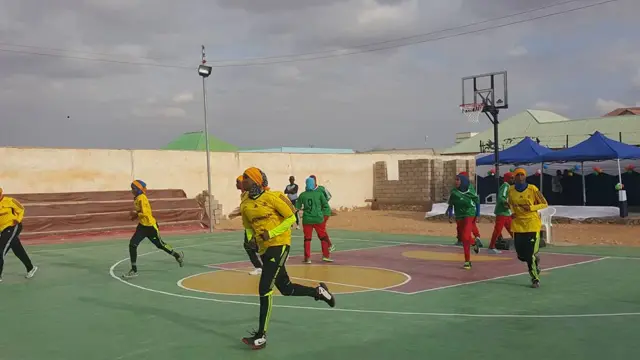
[485, 193, 496, 204]
[538, 207, 556, 244]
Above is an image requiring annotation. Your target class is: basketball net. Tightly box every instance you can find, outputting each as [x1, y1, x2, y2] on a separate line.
[460, 103, 484, 123]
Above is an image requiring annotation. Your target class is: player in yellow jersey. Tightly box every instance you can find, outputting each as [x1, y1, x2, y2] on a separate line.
[507, 168, 548, 288]
[0, 187, 38, 282]
[239, 167, 335, 350]
[122, 180, 184, 279]
[229, 175, 262, 275]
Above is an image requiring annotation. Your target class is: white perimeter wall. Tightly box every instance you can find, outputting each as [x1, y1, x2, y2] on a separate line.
[0, 147, 472, 216]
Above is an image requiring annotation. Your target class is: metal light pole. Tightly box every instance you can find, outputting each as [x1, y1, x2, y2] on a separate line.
[198, 45, 214, 232]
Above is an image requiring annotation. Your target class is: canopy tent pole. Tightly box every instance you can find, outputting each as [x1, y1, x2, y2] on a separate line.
[581, 161, 586, 206]
[617, 158, 628, 218]
[540, 162, 544, 193]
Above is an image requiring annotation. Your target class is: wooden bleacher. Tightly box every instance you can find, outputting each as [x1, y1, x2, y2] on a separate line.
[9, 189, 208, 240]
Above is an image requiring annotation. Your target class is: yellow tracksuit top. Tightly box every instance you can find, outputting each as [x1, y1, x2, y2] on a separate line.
[241, 190, 296, 255]
[134, 194, 157, 227]
[507, 184, 548, 233]
[0, 196, 25, 232]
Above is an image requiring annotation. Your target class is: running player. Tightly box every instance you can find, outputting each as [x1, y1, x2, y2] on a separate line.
[229, 175, 262, 275]
[0, 187, 38, 282]
[122, 180, 184, 278]
[446, 173, 481, 269]
[507, 168, 548, 288]
[488, 172, 514, 254]
[240, 167, 335, 349]
[296, 177, 333, 263]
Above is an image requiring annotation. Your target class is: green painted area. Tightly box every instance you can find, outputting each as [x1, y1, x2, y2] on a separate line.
[1, 230, 639, 359]
[163, 131, 238, 152]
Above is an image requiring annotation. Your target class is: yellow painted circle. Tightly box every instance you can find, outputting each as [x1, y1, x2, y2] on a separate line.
[179, 265, 409, 296]
[402, 250, 511, 262]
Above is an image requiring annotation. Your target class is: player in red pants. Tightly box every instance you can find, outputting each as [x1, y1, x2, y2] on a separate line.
[310, 175, 335, 252]
[454, 172, 483, 248]
[488, 172, 514, 254]
[446, 173, 481, 269]
[296, 177, 333, 263]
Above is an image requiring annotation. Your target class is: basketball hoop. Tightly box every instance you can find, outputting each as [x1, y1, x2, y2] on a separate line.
[460, 103, 484, 123]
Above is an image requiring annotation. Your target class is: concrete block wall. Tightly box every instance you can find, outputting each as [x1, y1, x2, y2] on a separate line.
[374, 158, 476, 205]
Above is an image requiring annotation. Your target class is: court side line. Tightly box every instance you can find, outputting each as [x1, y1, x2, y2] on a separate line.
[109, 252, 640, 318]
[186, 263, 411, 295]
[404, 257, 608, 295]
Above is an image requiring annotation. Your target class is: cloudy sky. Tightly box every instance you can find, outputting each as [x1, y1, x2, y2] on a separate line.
[1, 0, 638, 151]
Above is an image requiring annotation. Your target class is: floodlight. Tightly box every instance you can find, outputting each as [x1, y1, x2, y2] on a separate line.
[198, 64, 212, 78]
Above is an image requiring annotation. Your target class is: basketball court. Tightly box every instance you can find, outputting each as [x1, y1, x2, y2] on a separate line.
[2, 229, 640, 360]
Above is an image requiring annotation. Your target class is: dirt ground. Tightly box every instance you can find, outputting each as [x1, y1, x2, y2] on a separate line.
[217, 209, 640, 247]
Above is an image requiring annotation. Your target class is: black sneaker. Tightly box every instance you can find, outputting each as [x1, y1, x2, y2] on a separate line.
[316, 282, 336, 308]
[473, 238, 480, 254]
[242, 331, 267, 350]
[531, 280, 540, 288]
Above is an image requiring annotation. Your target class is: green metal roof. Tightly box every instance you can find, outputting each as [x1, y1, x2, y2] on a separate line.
[163, 131, 239, 152]
[442, 110, 640, 154]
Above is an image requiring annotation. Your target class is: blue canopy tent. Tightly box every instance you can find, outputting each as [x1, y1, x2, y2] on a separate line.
[476, 137, 552, 165]
[476, 137, 552, 200]
[541, 131, 640, 208]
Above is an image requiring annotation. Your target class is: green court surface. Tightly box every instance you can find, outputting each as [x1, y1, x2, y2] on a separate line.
[1, 229, 640, 359]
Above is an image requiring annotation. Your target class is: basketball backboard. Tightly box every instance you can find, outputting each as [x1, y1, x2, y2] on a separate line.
[461, 71, 508, 111]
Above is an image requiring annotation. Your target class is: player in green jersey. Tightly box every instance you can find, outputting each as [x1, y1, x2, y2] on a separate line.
[446, 173, 481, 269]
[488, 172, 514, 254]
[296, 177, 333, 263]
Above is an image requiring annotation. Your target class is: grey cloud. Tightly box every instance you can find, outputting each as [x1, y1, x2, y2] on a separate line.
[215, 0, 350, 13]
[0, 0, 639, 151]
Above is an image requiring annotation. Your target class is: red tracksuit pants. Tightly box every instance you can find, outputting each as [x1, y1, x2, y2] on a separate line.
[303, 216, 333, 259]
[456, 217, 475, 262]
[490, 215, 513, 249]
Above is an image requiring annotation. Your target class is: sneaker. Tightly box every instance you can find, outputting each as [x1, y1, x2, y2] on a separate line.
[295, 225, 300, 230]
[476, 237, 484, 248]
[487, 248, 502, 254]
[531, 280, 540, 288]
[322, 257, 333, 263]
[463, 261, 472, 270]
[26, 266, 38, 279]
[329, 244, 336, 252]
[316, 282, 336, 307]
[249, 268, 262, 276]
[122, 269, 138, 279]
[455, 240, 463, 246]
[175, 251, 185, 267]
[242, 331, 267, 350]
[473, 239, 480, 254]
[302, 258, 311, 264]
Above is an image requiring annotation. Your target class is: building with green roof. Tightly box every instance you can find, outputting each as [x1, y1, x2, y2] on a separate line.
[442, 110, 640, 155]
[163, 131, 239, 152]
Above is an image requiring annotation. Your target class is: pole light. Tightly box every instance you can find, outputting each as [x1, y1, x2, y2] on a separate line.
[199, 45, 214, 233]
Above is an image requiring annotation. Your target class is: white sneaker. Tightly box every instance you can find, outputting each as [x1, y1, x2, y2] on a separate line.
[26, 266, 38, 279]
[249, 268, 262, 276]
[295, 225, 300, 230]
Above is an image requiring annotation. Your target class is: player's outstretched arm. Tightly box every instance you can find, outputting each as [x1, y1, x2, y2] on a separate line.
[530, 187, 548, 211]
[265, 193, 296, 239]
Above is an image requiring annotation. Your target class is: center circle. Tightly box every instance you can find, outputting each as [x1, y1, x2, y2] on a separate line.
[178, 264, 410, 296]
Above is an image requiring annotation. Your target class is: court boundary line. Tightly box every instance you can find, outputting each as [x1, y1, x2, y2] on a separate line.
[178, 263, 411, 296]
[403, 257, 607, 295]
[108, 241, 640, 319]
